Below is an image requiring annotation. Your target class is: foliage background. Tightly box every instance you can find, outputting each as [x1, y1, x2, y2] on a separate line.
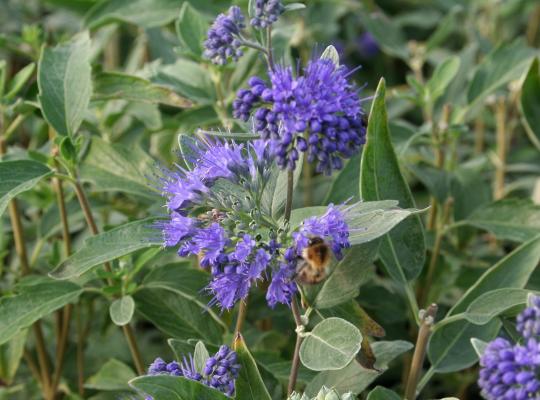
[1, 0, 540, 399]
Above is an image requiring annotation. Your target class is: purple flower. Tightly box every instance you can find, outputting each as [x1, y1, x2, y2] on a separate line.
[250, 0, 285, 28]
[144, 346, 240, 398]
[479, 337, 540, 400]
[159, 212, 198, 247]
[233, 58, 366, 174]
[148, 358, 167, 375]
[204, 6, 246, 65]
[266, 249, 297, 308]
[208, 266, 251, 310]
[517, 295, 540, 340]
[357, 32, 379, 58]
[203, 345, 241, 396]
[294, 204, 350, 260]
[232, 234, 256, 263]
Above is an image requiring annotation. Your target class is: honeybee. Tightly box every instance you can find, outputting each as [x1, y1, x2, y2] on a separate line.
[296, 237, 331, 284]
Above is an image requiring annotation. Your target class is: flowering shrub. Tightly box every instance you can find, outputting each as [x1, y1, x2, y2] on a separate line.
[0, 1, 539, 400]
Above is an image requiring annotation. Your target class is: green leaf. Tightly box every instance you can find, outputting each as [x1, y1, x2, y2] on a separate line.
[85, 0, 183, 29]
[233, 334, 272, 400]
[0, 160, 52, 217]
[465, 39, 536, 119]
[366, 387, 401, 400]
[459, 199, 540, 242]
[320, 45, 340, 66]
[49, 218, 161, 280]
[38, 32, 92, 136]
[407, 163, 451, 203]
[0, 279, 82, 345]
[305, 340, 413, 396]
[178, 134, 199, 170]
[425, 6, 463, 52]
[153, 59, 216, 104]
[134, 264, 227, 344]
[313, 242, 379, 309]
[300, 318, 362, 371]
[0, 330, 27, 384]
[93, 72, 192, 108]
[129, 375, 230, 400]
[79, 137, 159, 200]
[193, 341, 210, 375]
[5, 63, 35, 100]
[519, 58, 540, 150]
[85, 358, 136, 391]
[284, 3, 306, 12]
[323, 153, 361, 204]
[175, 2, 207, 57]
[109, 295, 135, 326]
[426, 56, 460, 103]
[360, 79, 426, 282]
[359, 12, 408, 60]
[428, 236, 540, 372]
[470, 338, 488, 358]
[261, 154, 303, 220]
[440, 288, 533, 327]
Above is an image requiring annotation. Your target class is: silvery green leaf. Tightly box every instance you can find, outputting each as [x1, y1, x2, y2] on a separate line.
[300, 318, 362, 371]
[193, 341, 210, 375]
[470, 338, 488, 358]
[320, 45, 340, 66]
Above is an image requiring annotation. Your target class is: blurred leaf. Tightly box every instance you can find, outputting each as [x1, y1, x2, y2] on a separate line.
[85, 358, 136, 391]
[428, 235, 540, 372]
[175, 2, 207, 58]
[38, 32, 92, 136]
[253, 351, 316, 385]
[359, 12, 408, 60]
[323, 153, 361, 204]
[153, 59, 216, 104]
[193, 341, 210, 374]
[93, 72, 192, 108]
[313, 242, 378, 309]
[233, 334, 272, 400]
[50, 218, 160, 279]
[0, 330, 27, 384]
[470, 338, 488, 358]
[80, 137, 159, 200]
[284, 3, 306, 12]
[458, 199, 540, 242]
[426, 56, 460, 104]
[85, 0, 183, 29]
[408, 163, 451, 203]
[366, 387, 401, 400]
[134, 264, 227, 344]
[0, 160, 52, 217]
[0, 279, 82, 346]
[129, 375, 229, 400]
[300, 317, 362, 371]
[465, 39, 536, 119]
[5, 62, 35, 100]
[519, 58, 540, 150]
[305, 340, 413, 396]
[425, 6, 463, 52]
[109, 295, 135, 326]
[454, 288, 533, 325]
[320, 45, 340, 66]
[360, 79, 426, 282]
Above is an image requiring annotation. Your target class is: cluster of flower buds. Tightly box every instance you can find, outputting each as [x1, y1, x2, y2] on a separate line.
[145, 345, 240, 398]
[478, 295, 540, 400]
[233, 58, 366, 174]
[250, 0, 285, 28]
[203, 6, 246, 65]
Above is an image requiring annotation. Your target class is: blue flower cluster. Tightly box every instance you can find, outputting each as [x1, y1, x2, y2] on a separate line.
[158, 136, 355, 310]
[233, 58, 366, 174]
[145, 345, 240, 397]
[203, 6, 246, 65]
[250, 0, 285, 28]
[478, 295, 540, 400]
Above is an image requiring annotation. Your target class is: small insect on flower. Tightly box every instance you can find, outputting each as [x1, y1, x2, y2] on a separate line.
[296, 236, 331, 284]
